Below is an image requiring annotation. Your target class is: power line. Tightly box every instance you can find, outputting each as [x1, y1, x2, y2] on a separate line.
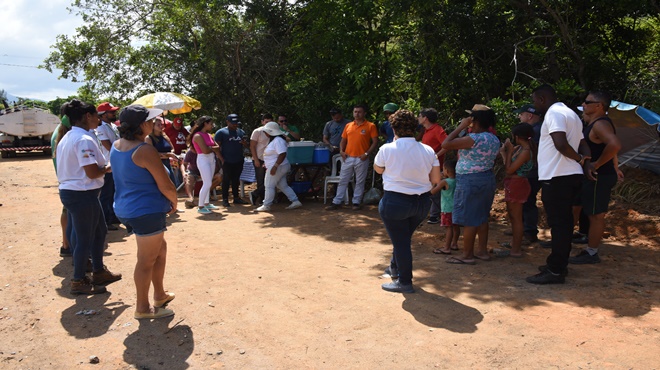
[0, 63, 40, 69]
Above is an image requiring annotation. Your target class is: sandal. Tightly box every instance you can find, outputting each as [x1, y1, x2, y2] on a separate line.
[473, 254, 491, 261]
[450, 245, 459, 251]
[445, 256, 476, 265]
[433, 248, 451, 255]
[493, 248, 523, 258]
[154, 292, 175, 308]
[134, 307, 175, 320]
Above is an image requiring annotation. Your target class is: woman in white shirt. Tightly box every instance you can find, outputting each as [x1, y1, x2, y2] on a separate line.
[374, 109, 441, 293]
[57, 99, 122, 295]
[255, 121, 302, 212]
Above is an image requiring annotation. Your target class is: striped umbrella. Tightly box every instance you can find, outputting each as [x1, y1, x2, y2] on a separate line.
[132, 92, 201, 114]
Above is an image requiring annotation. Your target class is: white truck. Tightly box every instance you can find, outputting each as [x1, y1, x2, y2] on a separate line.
[0, 104, 60, 158]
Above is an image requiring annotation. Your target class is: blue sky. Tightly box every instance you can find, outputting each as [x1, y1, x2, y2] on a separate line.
[0, 0, 83, 102]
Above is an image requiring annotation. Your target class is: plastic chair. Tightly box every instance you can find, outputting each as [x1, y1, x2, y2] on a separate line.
[323, 154, 354, 204]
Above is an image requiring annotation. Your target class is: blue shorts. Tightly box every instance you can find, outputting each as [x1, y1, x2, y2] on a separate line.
[453, 171, 496, 227]
[118, 212, 167, 237]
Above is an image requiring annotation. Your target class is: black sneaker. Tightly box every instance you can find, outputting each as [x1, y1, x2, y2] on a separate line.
[222, 200, 231, 207]
[325, 203, 340, 211]
[351, 204, 362, 210]
[569, 250, 601, 264]
[427, 217, 440, 224]
[381, 280, 414, 293]
[573, 236, 589, 244]
[383, 266, 399, 279]
[539, 240, 553, 248]
[526, 270, 565, 284]
[59, 247, 72, 257]
[106, 223, 118, 231]
[538, 265, 568, 277]
[234, 198, 249, 205]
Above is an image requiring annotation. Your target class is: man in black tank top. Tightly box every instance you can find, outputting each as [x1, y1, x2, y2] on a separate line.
[570, 91, 622, 265]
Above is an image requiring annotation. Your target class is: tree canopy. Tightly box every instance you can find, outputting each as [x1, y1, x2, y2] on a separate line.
[44, 0, 660, 138]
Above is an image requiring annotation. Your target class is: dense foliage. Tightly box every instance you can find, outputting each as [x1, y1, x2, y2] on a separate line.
[44, 0, 660, 138]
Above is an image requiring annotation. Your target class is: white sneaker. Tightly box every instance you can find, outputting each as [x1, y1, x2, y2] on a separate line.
[197, 208, 212, 214]
[285, 200, 302, 210]
[255, 205, 271, 212]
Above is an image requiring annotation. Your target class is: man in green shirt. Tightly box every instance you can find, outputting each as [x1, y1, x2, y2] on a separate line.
[277, 114, 300, 141]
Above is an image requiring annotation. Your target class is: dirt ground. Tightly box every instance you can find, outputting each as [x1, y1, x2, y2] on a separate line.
[1, 153, 659, 369]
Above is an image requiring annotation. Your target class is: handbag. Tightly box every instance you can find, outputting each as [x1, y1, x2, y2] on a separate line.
[363, 171, 382, 205]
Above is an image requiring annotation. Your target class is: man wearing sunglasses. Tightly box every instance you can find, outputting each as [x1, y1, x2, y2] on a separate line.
[569, 91, 621, 265]
[277, 114, 300, 141]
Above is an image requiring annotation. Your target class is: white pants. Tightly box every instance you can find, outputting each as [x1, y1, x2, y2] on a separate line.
[333, 156, 370, 205]
[263, 163, 299, 207]
[196, 153, 215, 207]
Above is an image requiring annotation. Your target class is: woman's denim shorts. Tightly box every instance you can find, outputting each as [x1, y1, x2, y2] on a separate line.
[118, 212, 167, 237]
[453, 171, 496, 227]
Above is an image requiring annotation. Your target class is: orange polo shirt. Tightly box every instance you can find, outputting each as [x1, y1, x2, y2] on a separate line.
[342, 120, 378, 157]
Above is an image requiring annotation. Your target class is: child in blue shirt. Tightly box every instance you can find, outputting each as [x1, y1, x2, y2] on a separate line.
[432, 158, 460, 255]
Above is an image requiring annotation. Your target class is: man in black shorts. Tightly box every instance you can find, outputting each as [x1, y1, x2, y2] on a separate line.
[570, 91, 621, 264]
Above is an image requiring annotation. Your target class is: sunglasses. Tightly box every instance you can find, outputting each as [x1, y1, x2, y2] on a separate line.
[583, 100, 600, 105]
[279, 119, 287, 123]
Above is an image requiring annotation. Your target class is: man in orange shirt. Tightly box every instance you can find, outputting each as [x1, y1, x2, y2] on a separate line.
[326, 104, 379, 210]
[419, 108, 448, 223]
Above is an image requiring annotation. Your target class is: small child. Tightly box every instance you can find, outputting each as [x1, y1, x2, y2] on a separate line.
[432, 158, 461, 255]
[497, 123, 534, 258]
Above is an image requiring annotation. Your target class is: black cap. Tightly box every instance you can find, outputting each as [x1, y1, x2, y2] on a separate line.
[226, 113, 240, 124]
[513, 104, 538, 115]
[119, 105, 163, 126]
[329, 107, 341, 114]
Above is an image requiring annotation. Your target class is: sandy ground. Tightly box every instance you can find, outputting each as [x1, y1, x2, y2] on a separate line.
[0, 153, 659, 369]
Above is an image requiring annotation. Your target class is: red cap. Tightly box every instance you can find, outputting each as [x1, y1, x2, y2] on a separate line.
[173, 117, 183, 126]
[97, 102, 120, 114]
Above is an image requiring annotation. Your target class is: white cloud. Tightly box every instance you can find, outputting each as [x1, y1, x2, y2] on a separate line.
[0, 0, 84, 101]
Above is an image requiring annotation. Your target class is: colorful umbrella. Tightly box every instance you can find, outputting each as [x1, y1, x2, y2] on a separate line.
[132, 92, 201, 114]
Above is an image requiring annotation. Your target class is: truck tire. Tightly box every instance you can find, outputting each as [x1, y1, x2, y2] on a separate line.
[1, 151, 8, 159]
[43, 148, 52, 156]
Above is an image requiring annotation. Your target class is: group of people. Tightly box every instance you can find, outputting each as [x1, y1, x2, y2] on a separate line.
[374, 84, 622, 293]
[52, 83, 622, 319]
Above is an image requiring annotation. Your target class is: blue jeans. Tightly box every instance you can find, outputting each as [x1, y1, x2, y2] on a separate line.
[59, 188, 107, 280]
[379, 190, 431, 285]
[99, 172, 115, 225]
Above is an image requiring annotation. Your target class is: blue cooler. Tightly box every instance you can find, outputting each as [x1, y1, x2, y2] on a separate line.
[290, 181, 312, 194]
[313, 147, 330, 164]
[287, 141, 315, 164]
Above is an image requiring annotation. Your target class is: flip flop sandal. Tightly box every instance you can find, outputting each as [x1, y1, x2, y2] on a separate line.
[445, 256, 476, 265]
[473, 254, 492, 261]
[154, 292, 175, 308]
[450, 245, 459, 251]
[433, 248, 452, 255]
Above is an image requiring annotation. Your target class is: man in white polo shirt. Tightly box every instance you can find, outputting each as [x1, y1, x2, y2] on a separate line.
[95, 102, 121, 230]
[526, 84, 595, 285]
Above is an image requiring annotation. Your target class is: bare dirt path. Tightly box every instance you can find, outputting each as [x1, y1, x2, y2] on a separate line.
[0, 154, 659, 369]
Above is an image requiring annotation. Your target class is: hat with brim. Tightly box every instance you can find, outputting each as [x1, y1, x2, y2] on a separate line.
[329, 107, 341, 114]
[119, 105, 163, 126]
[513, 104, 538, 115]
[465, 104, 491, 114]
[263, 121, 284, 136]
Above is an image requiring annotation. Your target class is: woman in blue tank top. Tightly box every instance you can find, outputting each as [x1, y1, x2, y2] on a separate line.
[111, 105, 178, 320]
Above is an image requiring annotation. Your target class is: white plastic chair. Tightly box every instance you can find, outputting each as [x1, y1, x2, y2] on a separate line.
[323, 154, 354, 204]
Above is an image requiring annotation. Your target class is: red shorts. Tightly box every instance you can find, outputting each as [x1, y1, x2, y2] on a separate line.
[504, 177, 531, 203]
[440, 212, 453, 227]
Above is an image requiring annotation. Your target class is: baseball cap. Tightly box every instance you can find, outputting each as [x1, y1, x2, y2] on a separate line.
[173, 117, 183, 126]
[513, 104, 538, 115]
[119, 105, 163, 126]
[383, 103, 399, 113]
[465, 104, 491, 114]
[97, 102, 120, 115]
[226, 114, 240, 124]
[329, 107, 341, 114]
